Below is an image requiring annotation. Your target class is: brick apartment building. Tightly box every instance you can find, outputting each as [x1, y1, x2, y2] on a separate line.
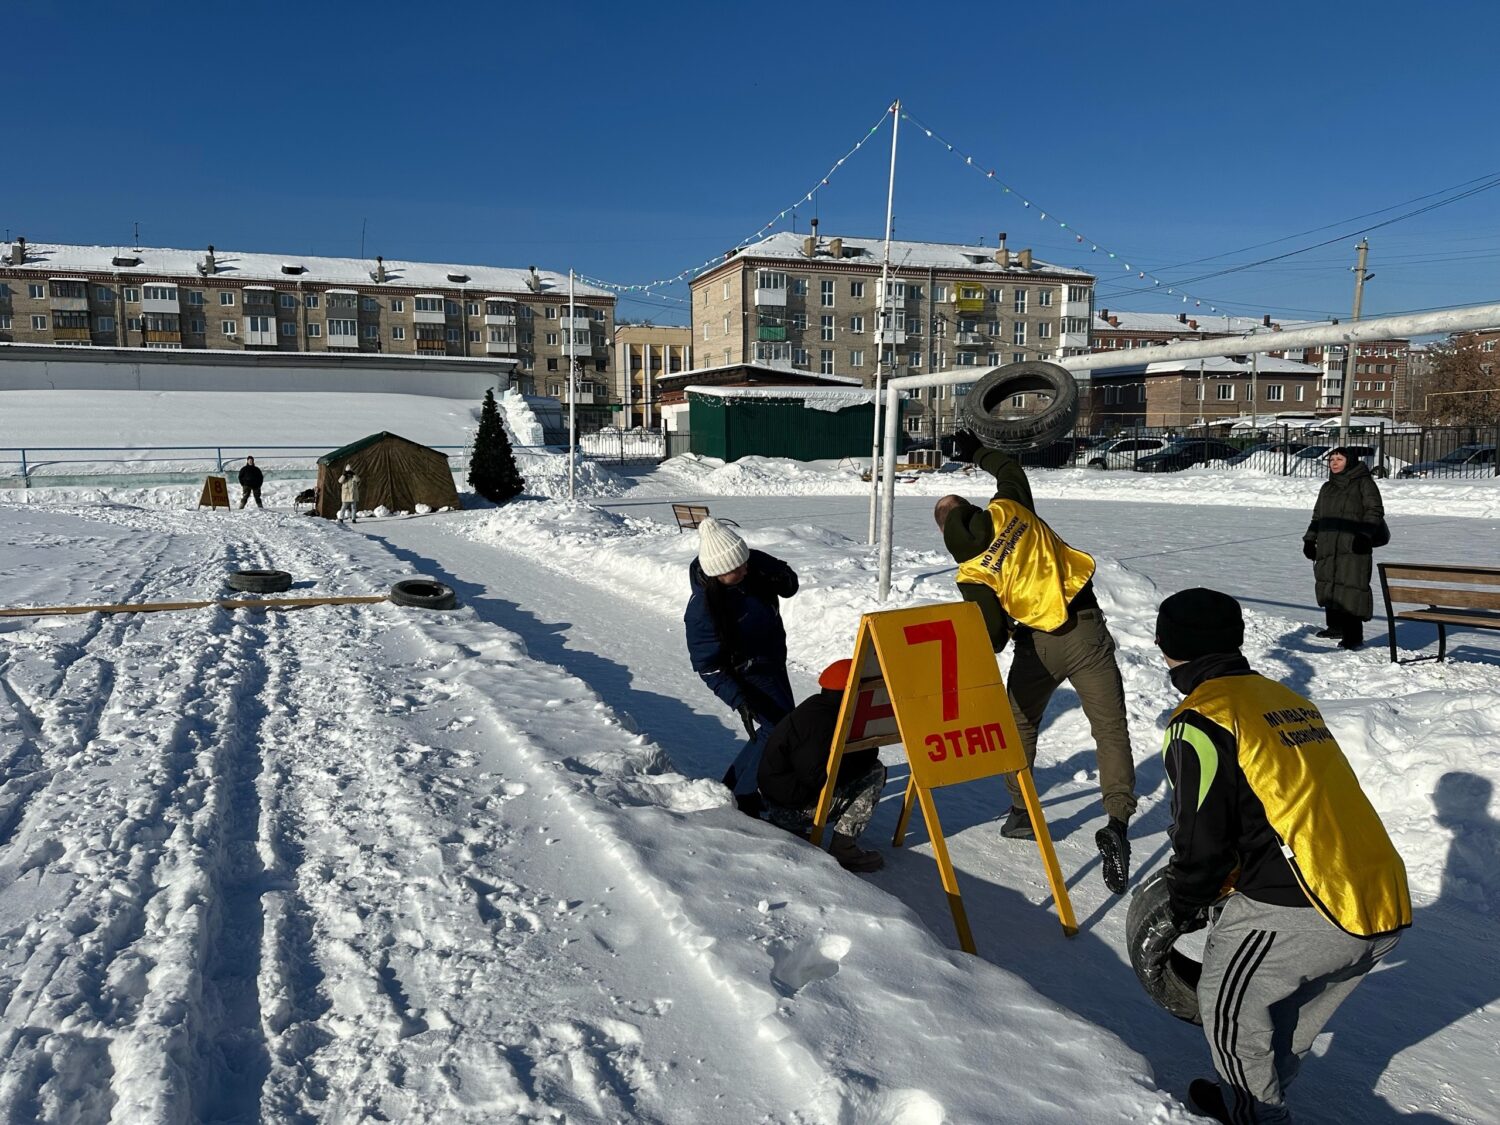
[689, 229, 1094, 438]
[0, 237, 618, 426]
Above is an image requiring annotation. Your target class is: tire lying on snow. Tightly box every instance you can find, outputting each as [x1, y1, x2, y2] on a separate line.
[226, 569, 293, 594]
[956, 360, 1079, 453]
[1125, 868, 1204, 1024]
[389, 578, 458, 610]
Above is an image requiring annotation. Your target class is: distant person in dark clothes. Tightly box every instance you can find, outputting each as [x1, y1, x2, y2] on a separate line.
[1303, 447, 1387, 650]
[934, 428, 1136, 894]
[759, 659, 887, 872]
[238, 456, 264, 509]
[1153, 588, 1409, 1124]
[684, 517, 798, 815]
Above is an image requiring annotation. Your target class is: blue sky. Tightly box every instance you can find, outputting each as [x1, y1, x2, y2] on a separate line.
[8, 1, 1500, 326]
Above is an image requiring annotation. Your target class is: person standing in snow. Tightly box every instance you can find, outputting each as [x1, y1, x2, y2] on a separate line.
[1152, 587, 1410, 1124]
[337, 466, 361, 524]
[933, 429, 1136, 894]
[1303, 447, 1387, 650]
[758, 659, 886, 872]
[237, 455, 264, 509]
[684, 517, 798, 815]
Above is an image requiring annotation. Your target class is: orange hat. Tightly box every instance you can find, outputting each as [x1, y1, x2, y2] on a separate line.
[818, 659, 853, 691]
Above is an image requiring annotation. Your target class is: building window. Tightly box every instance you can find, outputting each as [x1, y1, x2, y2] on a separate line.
[1068, 285, 1089, 302]
[1038, 322, 1053, 339]
[387, 298, 403, 313]
[280, 293, 297, 308]
[364, 325, 381, 339]
[1012, 322, 1026, 346]
[723, 314, 730, 336]
[189, 318, 205, 333]
[987, 288, 1002, 303]
[1217, 383, 1234, 400]
[28, 284, 45, 299]
[909, 351, 922, 367]
[305, 294, 321, 309]
[446, 327, 460, 342]
[361, 296, 379, 312]
[0, 315, 10, 330]
[1013, 290, 1028, 314]
[988, 353, 1001, 366]
[756, 269, 786, 291]
[790, 312, 807, 331]
[123, 288, 140, 303]
[280, 322, 296, 337]
[1063, 316, 1089, 334]
[328, 318, 356, 335]
[1012, 352, 1025, 364]
[820, 280, 835, 307]
[219, 291, 235, 306]
[850, 281, 865, 298]
[1266, 384, 1284, 401]
[820, 315, 835, 341]
[31, 314, 48, 329]
[143, 285, 178, 302]
[546, 331, 559, 346]
[186, 291, 205, 305]
[93, 286, 112, 302]
[246, 315, 271, 333]
[306, 323, 322, 337]
[220, 319, 237, 335]
[1039, 290, 1054, 307]
[543, 305, 557, 319]
[464, 301, 479, 316]
[97, 316, 115, 332]
[851, 349, 865, 367]
[820, 348, 834, 374]
[850, 315, 864, 334]
[792, 346, 809, 367]
[392, 326, 406, 340]
[547, 358, 559, 371]
[907, 316, 922, 335]
[958, 353, 976, 366]
[723, 280, 731, 300]
[126, 317, 142, 331]
[467, 329, 480, 342]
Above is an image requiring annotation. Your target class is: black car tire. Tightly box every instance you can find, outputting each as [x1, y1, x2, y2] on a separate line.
[1125, 869, 1204, 1024]
[226, 569, 293, 594]
[1373, 465, 1389, 479]
[1086, 458, 1106, 470]
[389, 579, 458, 610]
[957, 361, 1079, 453]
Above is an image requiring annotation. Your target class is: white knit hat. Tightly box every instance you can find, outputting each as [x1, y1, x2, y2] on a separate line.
[697, 517, 749, 577]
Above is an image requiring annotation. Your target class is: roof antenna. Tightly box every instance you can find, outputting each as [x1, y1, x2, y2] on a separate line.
[133, 221, 140, 249]
[360, 217, 367, 259]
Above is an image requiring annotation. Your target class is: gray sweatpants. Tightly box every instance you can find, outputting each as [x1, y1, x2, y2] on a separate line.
[1199, 893, 1401, 1123]
[1006, 608, 1137, 823]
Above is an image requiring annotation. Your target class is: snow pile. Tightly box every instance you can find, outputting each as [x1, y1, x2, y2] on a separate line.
[497, 389, 545, 447]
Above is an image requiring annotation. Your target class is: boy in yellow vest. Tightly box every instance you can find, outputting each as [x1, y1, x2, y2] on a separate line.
[1155, 588, 1410, 1124]
[934, 431, 1136, 894]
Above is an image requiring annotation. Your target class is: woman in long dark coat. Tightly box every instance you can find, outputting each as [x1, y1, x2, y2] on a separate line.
[1302, 448, 1387, 649]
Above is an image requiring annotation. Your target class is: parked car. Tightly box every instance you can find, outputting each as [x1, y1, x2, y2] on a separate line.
[1396, 443, 1497, 478]
[1078, 436, 1169, 469]
[1132, 438, 1243, 473]
[1020, 436, 1093, 469]
[1225, 440, 1307, 466]
[1287, 444, 1391, 478]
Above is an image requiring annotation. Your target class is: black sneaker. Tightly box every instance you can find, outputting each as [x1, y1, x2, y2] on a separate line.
[1338, 637, 1364, 651]
[1187, 1079, 1232, 1122]
[1314, 626, 1340, 638]
[1000, 805, 1034, 839]
[1096, 817, 1130, 894]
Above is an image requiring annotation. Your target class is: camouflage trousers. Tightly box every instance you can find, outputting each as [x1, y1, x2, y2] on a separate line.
[767, 761, 888, 840]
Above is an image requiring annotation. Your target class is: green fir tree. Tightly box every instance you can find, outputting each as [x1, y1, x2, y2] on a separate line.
[468, 388, 525, 504]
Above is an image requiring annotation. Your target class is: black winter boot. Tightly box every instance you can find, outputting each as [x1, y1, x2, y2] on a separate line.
[1000, 805, 1034, 839]
[830, 833, 884, 873]
[1187, 1079, 1232, 1122]
[1095, 817, 1130, 894]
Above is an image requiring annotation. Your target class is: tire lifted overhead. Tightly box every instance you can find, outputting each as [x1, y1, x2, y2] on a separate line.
[956, 360, 1079, 453]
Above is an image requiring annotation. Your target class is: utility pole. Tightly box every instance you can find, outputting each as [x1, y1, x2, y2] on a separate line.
[567, 269, 577, 502]
[1250, 351, 1258, 431]
[1196, 358, 1206, 426]
[1338, 239, 1373, 445]
[868, 98, 900, 544]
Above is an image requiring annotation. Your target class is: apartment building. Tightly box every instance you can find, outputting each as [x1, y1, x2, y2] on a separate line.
[1277, 339, 1409, 418]
[614, 324, 692, 429]
[0, 237, 616, 419]
[688, 230, 1094, 437]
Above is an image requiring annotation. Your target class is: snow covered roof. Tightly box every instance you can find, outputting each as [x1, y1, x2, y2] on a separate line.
[1144, 355, 1322, 375]
[1095, 310, 1323, 335]
[669, 361, 864, 386]
[685, 385, 884, 412]
[2, 241, 610, 299]
[712, 231, 1093, 280]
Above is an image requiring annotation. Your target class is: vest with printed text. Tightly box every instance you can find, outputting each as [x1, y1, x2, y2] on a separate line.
[955, 499, 1096, 632]
[1170, 673, 1411, 937]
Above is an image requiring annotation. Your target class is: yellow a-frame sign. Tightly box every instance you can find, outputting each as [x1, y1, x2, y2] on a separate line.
[197, 475, 231, 510]
[810, 600, 1077, 952]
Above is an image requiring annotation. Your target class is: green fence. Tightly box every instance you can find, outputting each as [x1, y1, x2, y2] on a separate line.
[687, 392, 900, 461]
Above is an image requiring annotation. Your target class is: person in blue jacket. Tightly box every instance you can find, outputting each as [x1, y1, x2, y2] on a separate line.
[684, 517, 799, 815]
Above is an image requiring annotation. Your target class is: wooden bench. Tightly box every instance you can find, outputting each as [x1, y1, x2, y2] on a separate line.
[671, 503, 737, 533]
[1379, 562, 1500, 662]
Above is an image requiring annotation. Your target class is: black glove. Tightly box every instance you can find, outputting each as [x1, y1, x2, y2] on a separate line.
[1352, 534, 1373, 555]
[1171, 902, 1209, 934]
[950, 429, 983, 463]
[1302, 541, 1317, 562]
[736, 703, 758, 738]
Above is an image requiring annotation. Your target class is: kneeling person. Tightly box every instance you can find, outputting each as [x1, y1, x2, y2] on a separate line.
[758, 660, 887, 872]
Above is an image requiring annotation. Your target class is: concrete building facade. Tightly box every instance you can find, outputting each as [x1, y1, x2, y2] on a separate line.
[0, 237, 616, 424]
[688, 230, 1094, 438]
[614, 324, 692, 429]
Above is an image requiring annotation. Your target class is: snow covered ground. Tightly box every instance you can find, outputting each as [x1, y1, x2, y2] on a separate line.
[1, 393, 1498, 1122]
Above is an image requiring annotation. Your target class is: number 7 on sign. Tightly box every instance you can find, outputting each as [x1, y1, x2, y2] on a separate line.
[902, 619, 959, 721]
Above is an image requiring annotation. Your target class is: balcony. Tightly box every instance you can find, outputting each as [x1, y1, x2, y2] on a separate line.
[49, 294, 90, 313]
[758, 325, 787, 342]
[875, 329, 906, 345]
[954, 332, 987, 347]
[416, 338, 448, 355]
[561, 315, 592, 331]
[485, 311, 516, 326]
[53, 325, 91, 342]
[955, 296, 985, 314]
[143, 329, 181, 345]
[414, 296, 446, 324]
[754, 286, 787, 306]
[142, 295, 181, 314]
[486, 338, 518, 355]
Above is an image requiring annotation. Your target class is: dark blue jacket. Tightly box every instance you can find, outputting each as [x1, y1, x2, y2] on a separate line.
[685, 549, 798, 722]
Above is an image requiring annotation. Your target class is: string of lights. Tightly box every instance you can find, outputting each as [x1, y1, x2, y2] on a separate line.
[576, 104, 895, 296]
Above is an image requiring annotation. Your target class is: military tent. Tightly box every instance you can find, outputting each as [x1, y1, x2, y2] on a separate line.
[314, 432, 461, 519]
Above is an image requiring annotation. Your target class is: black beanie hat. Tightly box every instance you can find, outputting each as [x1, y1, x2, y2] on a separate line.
[1156, 588, 1245, 660]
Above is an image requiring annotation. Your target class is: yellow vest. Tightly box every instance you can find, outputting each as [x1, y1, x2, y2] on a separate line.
[955, 499, 1096, 632]
[1172, 674, 1411, 937]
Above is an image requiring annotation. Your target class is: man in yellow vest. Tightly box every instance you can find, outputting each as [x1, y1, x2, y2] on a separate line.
[934, 431, 1136, 894]
[1154, 588, 1410, 1124]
